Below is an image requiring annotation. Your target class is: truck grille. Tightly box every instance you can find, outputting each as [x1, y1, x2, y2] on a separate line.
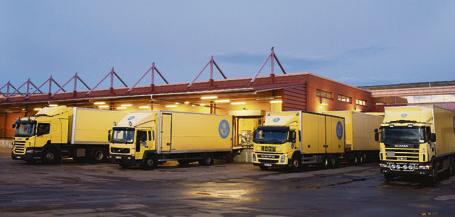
[258, 159, 279, 163]
[111, 148, 130, 154]
[13, 140, 26, 154]
[257, 154, 280, 159]
[385, 148, 419, 162]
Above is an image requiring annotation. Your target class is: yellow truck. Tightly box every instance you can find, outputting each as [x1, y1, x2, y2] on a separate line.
[109, 111, 233, 169]
[325, 111, 383, 164]
[376, 106, 455, 183]
[252, 111, 345, 170]
[11, 106, 125, 163]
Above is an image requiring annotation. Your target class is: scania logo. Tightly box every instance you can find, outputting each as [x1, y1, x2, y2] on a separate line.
[273, 117, 280, 122]
[401, 113, 408, 118]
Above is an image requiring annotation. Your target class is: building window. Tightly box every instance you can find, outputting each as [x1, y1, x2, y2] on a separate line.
[316, 89, 332, 99]
[356, 99, 367, 106]
[337, 94, 352, 103]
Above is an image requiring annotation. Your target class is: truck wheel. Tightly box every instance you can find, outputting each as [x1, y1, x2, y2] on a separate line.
[199, 157, 214, 166]
[330, 157, 338, 168]
[384, 173, 395, 182]
[43, 149, 60, 164]
[323, 157, 330, 169]
[90, 149, 106, 163]
[178, 160, 190, 167]
[426, 164, 438, 186]
[449, 158, 455, 176]
[290, 156, 301, 170]
[142, 157, 157, 170]
[354, 155, 359, 165]
[359, 155, 365, 164]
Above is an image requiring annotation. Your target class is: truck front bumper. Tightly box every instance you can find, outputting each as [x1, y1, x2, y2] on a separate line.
[252, 153, 288, 168]
[379, 161, 431, 176]
[11, 148, 43, 161]
[109, 154, 137, 166]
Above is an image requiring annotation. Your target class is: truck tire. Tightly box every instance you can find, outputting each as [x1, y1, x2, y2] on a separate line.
[449, 158, 455, 177]
[354, 155, 359, 165]
[426, 163, 439, 186]
[330, 157, 339, 168]
[290, 155, 301, 170]
[322, 157, 330, 169]
[142, 157, 157, 170]
[199, 157, 214, 166]
[42, 148, 60, 164]
[90, 148, 106, 163]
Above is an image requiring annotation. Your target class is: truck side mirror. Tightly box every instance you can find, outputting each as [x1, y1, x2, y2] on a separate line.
[374, 129, 379, 142]
[108, 130, 112, 142]
[430, 133, 436, 142]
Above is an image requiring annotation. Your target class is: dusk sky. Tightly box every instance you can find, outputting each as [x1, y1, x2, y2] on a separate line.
[1, 0, 454, 89]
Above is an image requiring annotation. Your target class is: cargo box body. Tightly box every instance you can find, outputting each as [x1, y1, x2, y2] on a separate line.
[71, 108, 126, 145]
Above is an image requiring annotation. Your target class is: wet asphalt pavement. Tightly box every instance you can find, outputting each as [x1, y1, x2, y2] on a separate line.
[1, 155, 455, 217]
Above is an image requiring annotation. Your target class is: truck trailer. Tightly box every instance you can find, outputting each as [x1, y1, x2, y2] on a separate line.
[11, 106, 125, 163]
[252, 111, 345, 170]
[325, 111, 383, 164]
[109, 111, 233, 169]
[376, 106, 455, 183]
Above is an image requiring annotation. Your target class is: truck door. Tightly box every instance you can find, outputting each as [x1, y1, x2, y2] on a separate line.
[135, 130, 148, 159]
[161, 113, 172, 152]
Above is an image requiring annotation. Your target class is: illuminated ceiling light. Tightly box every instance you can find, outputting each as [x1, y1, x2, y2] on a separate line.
[139, 105, 151, 109]
[191, 104, 196, 107]
[94, 101, 105, 105]
[165, 105, 177, 108]
[98, 105, 110, 109]
[116, 106, 127, 110]
[231, 102, 246, 105]
[184, 101, 190, 105]
[49, 104, 58, 107]
[33, 108, 42, 111]
[270, 100, 282, 104]
[214, 99, 230, 103]
[199, 103, 206, 106]
[175, 102, 180, 105]
[200, 95, 218, 100]
[120, 104, 132, 107]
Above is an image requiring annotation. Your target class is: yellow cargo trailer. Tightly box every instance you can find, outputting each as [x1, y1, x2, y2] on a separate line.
[325, 111, 383, 164]
[11, 106, 125, 163]
[109, 111, 233, 169]
[376, 105, 455, 183]
[252, 111, 345, 170]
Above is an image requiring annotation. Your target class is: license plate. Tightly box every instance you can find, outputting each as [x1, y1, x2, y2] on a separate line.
[264, 163, 272, 167]
[16, 156, 21, 159]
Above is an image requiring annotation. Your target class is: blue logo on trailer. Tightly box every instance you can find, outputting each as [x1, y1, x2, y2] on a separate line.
[218, 120, 230, 139]
[336, 121, 343, 140]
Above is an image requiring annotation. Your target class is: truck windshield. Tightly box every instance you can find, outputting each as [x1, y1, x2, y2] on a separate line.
[253, 126, 289, 144]
[381, 127, 425, 144]
[15, 121, 36, 137]
[112, 128, 135, 144]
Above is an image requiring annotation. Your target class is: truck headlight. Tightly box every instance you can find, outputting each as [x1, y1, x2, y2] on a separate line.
[279, 155, 286, 163]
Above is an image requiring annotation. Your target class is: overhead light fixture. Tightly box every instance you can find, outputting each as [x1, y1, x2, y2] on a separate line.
[215, 99, 230, 103]
[270, 100, 282, 104]
[94, 101, 105, 105]
[165, 105, 177, 108]
[49, 104, 58, 107]
[33, 108, 42, 111]
[116, 106, 127, 110]
[184, 101, 190, 105]
[175, 102, 180, 105]
[231, 102, 246, 105]
[98, 105, 109, 109]
[139, 105, 151, 109]
[199, 103, 206, 106]
[200, 96, 218, 100]
[191, 104, 196, 107]
[120, 104, 132, 107]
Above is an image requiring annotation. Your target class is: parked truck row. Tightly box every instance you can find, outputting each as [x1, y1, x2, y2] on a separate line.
[11, 105, 455, 184]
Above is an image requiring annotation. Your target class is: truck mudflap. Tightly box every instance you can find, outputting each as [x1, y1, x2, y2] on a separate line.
[11, 148, 43, 162]
[379, 161, 432, 176]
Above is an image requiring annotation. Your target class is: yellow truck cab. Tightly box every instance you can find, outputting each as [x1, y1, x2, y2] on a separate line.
[109, 111, 233, 169]
[376, 106, 455, 183]
[252, 111, 345, 170]
[11, 106, 125, 164]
